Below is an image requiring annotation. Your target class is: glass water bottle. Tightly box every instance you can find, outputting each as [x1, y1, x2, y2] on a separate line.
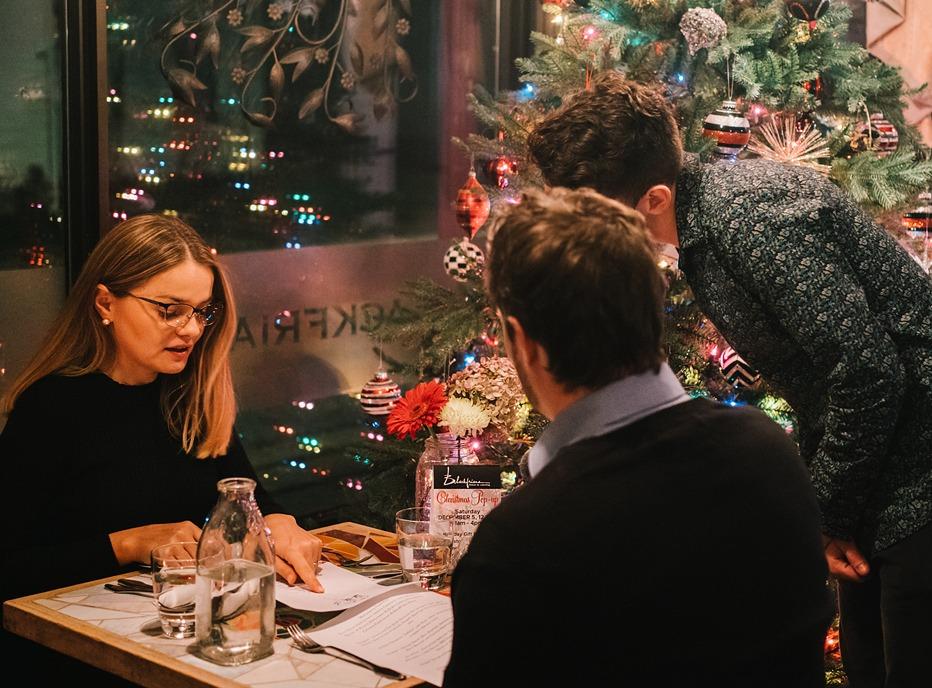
[195, 477, 276, 666]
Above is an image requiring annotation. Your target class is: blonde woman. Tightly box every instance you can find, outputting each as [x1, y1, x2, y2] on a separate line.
[0, 215, 323, 604]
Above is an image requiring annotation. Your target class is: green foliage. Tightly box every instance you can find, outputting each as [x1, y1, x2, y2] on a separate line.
[339, 438, 419, 532]
[832, 152, 932, 210]
[464, 0, 931, 210]
[375, 276, 493, 379]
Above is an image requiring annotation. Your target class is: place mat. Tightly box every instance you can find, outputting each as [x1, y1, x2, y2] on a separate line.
[316, 528, 400, 565]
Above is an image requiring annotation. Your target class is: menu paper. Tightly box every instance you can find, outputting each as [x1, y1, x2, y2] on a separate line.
[431, 464, 502, 556]
[308, 585, 453, 687]
[274, 562, 390, 611]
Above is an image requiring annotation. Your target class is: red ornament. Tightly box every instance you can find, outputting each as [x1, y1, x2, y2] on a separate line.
[803, 76, 823, 97]
[854, 112, 899, 157]
[487, 155, 519, 189]
[745, 102, 769, 126]
[824, 626, 841, 661]
[702, 100, 751, 160]
[455, 170, 490, 239]
[902, 192, 932, 234]
[359, 370, 401, 416]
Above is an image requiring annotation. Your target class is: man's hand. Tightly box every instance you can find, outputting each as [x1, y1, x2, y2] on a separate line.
[265, 513, 324, 592]
[822, 535, 870, 582]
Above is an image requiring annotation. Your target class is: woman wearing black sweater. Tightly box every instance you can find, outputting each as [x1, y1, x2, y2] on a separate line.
[1, 215, 324, 683]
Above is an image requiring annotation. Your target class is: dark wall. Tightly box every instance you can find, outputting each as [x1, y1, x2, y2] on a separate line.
[841, 0, 866, 45]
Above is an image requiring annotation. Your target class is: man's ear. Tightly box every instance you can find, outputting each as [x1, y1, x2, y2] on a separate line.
[94, 284, 115, 321]
[505, 315, 547, 370]
[634, 184, 673, 216]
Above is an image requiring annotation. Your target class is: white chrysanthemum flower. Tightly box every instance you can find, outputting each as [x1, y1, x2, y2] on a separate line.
[440, 397, 490, 437]
[447, 356, 529, 434]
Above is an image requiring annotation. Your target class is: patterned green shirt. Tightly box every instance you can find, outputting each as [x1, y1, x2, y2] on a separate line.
[675, 154, 932, 552]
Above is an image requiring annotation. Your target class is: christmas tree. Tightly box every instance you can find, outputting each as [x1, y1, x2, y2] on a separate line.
[376, 0, 931, 428]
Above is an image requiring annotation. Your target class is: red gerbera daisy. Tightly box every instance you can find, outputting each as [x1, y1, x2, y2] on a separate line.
[387, 381, 447, 440]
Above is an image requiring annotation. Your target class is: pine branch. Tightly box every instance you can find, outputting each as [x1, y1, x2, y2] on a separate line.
[376, 276, 491, 378]
[832, 152, 932, 209]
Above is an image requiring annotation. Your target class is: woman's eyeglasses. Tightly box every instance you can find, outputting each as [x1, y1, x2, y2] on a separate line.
[126, 293, 223, 328]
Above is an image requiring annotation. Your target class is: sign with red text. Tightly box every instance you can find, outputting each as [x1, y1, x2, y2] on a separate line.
[430, 464, 502, 561]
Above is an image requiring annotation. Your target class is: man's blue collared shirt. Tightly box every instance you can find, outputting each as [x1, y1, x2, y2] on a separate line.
[527, 363, 690, 478]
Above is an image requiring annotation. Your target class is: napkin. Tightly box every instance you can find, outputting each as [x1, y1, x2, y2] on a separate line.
[158, 584, 196, 609]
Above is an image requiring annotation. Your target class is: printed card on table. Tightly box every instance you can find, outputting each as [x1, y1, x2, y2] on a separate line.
[430, 464, 502, 557]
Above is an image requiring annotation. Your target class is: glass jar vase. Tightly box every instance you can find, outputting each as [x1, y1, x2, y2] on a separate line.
[414, 432, 478, 510]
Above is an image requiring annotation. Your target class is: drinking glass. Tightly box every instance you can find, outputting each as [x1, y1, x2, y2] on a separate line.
[151, 542, 198, 638]
[395, 507, 453, 590]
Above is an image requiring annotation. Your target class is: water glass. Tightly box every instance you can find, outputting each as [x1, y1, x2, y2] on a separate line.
[395, 507, 453, 591]
[151, 542, 198, 639]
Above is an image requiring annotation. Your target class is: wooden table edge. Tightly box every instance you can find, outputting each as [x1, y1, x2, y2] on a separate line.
[3, 573, 236, 688]
[3, 522, 425, 687]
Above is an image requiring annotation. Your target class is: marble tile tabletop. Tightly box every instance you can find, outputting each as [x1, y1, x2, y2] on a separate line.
[36, 581, 418, 688]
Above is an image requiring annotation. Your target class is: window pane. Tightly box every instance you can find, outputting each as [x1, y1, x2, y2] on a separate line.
[106, 0, 527, 528]
[0, 3, 66, 407]
[107, 1, 439, 251]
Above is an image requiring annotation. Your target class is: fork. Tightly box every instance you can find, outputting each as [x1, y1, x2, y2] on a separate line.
[284, 623, 405, 680]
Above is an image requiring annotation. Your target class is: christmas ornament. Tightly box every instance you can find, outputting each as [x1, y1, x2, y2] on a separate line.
[852, 112, 899, 157]
[455, 170, 490, 240]
[702, 100, 751, 160]
[900, 191, 932, 273]
[679, 7, 727, 56]
[719, 347, 761, 389]
[744, 101, 769, 126]
[793, 21, 811, 44]
[359, 370, 402, 416]
[785, 1, 830, 27]
[901, 192, 932, 236]
[803, 75, 823, 98]
[824, 627, 841, 661]
[487, 155, 519, 189]
[747, 114, 830, 174]
[485, 130, 519, 189]
[443, 239, 485, 282]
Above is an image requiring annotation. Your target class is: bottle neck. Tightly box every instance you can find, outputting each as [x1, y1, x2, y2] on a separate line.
[217, 477, 257, 500]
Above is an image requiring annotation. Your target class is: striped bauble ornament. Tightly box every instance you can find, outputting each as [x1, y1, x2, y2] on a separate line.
[702, 100, 751, 161]
[360, 370, 401, 416]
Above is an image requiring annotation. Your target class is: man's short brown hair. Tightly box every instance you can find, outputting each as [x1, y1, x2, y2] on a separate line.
[487, 187, 666, 390]
[527, 72, 683, 205]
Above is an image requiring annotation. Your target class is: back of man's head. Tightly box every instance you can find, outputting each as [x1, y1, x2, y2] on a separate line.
[528, 72, 683, 205]
[487, 187, 666, 391]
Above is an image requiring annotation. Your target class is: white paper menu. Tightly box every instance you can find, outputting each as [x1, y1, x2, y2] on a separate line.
[308, 585, 453, 687]
[274, 562, 391, 611]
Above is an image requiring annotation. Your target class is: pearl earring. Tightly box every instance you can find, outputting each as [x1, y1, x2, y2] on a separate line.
[102, 318, 112, 326]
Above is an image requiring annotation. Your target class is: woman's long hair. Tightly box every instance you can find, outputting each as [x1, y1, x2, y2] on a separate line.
[1, 214, 237, 458]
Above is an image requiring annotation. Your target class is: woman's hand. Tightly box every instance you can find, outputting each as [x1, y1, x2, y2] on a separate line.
[109, 521, 202, 566]
[265, 513, 324, 592]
